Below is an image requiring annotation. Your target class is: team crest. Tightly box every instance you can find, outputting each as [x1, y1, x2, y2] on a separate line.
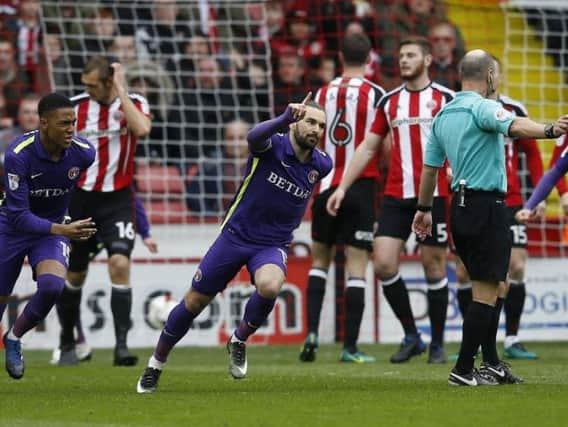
[68, 167, 80, 180]
[8, 173, 19, 190]
[193, 268, 203, 282]
[426, 99, 438, 110]
[113, 110, 124, 121]
[308, 170, 319, 184]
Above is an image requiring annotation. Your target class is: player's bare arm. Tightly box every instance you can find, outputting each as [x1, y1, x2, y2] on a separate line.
[111, 63, 152, 137]
[509, 115, 568, 139]
[326, 131, 383, 216]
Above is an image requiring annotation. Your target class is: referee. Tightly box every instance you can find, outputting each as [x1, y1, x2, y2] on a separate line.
[412, 49, 568, 386]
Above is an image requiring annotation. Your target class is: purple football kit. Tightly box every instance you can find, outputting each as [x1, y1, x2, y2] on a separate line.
[0, 130, 95, 297]
[192, 132, 333, 296]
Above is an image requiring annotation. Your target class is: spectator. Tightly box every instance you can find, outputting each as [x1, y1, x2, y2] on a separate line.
[0, 92, 40, 188]
[429, 22, 461, 91]
[312, 0, 356, 53]
[345, 20, 382, 84]
[271, 9, 325, 67]
[183, 56, 237, 158]
[126, 60, 182, 164]
[308, 55, 336, 88]
[377, 0, 465, 89]
[41, 33, 73, 94]
[135, 0, 191, 74]
[107, 35, 138, 65]
[273, 52, 306, 115]
[0, 34, 33, 128]
[83, 7, 117, 55]
[5, 0, 42, 90]
[186, 119, 251, 216]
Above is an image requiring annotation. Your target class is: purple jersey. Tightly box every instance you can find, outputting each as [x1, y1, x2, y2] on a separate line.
[221, 133, 332, 246]
[0, 130, 95, 234]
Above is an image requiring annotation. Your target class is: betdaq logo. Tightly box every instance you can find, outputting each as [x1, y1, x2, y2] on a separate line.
[267, 171, 311, 199]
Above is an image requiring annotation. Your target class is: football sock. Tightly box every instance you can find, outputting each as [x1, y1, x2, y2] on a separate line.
[75, 313, 86, 344]
[306, 268, 327, 335]
[56, 281, 82, 350]
[344, 280, 365, 353]
[482, 297, 504, 366]
[154, 302, 195, 363]
[111, 285, 132, 349]
[456, 283, 472, 319]
[505, 281, 525, 337]
[455, 301, 494, 374]
[426, 278, 448, 348]
[235, 290, 276, 341]
[380, 274, 417, 336]
[0, 303, 6, 323]
[13, 274, 64, 338]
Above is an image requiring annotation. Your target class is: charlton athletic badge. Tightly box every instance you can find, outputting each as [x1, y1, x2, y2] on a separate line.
[308, 170, 319, 184]
[8, 173, 19, 190]
[68, 167, 80, 180]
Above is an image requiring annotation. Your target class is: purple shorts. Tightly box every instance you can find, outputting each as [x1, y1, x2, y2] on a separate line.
[191, 230, 288, 296]
[0, 227, 69, 296]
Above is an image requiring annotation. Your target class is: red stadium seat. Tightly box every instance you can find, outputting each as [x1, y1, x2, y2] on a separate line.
[136, 164, 185, 195]
[146, 200, 187, 225]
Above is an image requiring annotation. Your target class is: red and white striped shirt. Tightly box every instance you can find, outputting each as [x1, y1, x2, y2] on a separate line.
[500, 95, 543, 207]
[370, 82, 454, 199]
[72, 92, 150, 192]
[15, 21, 41, 72]
[315, 76, 385, 193]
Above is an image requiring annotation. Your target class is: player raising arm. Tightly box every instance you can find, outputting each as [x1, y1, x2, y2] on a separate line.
[136, 93, 332, 393]
[1, 93, 96, 380]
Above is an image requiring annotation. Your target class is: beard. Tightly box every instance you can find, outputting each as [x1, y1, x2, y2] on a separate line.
[293, 127, 316, 150]
[401, 62, 426, 81]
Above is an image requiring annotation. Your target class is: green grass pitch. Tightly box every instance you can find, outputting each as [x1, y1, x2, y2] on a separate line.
[1, 342, 567, 427]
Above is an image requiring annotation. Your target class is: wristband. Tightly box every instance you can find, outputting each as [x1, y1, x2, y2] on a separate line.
[416, 204, 432, 213]
[544, 123, 556, 139]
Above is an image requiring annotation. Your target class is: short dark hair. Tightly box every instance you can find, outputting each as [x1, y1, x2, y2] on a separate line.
[399, 36, 432, 56]
[460, 50, 494, 81]
[37, 93, 73, 117]
[83, 55, 113, 81]
[306, 100, 325, 113]
[341, 33, 371, 66]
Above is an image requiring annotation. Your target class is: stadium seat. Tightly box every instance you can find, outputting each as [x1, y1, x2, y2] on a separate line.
[145, 200, 187, 225]
[136, 164, 185, 195]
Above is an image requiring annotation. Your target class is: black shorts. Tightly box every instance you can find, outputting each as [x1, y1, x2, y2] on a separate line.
[68, 187, 136, 272]
[450, 190, 512, 282]
[311, 178, 376, 250]
[376, 196, 448, 247]
[508, 206, 528, 249]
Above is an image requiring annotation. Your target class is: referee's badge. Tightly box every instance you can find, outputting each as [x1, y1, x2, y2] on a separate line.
[494, 108, 513, 121]
[68, 166, 80, 180]
[8, 173, 19, 190]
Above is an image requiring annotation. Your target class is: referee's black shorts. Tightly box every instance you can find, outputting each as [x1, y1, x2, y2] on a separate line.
[450, 190, 512, 282]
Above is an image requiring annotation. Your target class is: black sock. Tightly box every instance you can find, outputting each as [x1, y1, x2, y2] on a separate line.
[306, 269, 327, 335]
[457, 285, 472, 319]
[56, 284, 82, 350]
[505, 282, 525, 337]
[344, 281, 365, 353]
[482, 297, 503, 366]
[381, 274, 417, 336]
[111, 286, 132, 349]
[455, 301, 494, 374]
[427, 279, 448, 347]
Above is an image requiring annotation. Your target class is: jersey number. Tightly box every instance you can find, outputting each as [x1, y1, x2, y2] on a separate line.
[510, 224, 527, 245]
[115, 221, 135, 240]
[329, 108, 353, 147]
[436, 223, 448, 243]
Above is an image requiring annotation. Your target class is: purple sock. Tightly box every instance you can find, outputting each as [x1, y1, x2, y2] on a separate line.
[154, 302, 195, 363]
[13, 274, 64, 338]
[235, 291, 276, 341]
